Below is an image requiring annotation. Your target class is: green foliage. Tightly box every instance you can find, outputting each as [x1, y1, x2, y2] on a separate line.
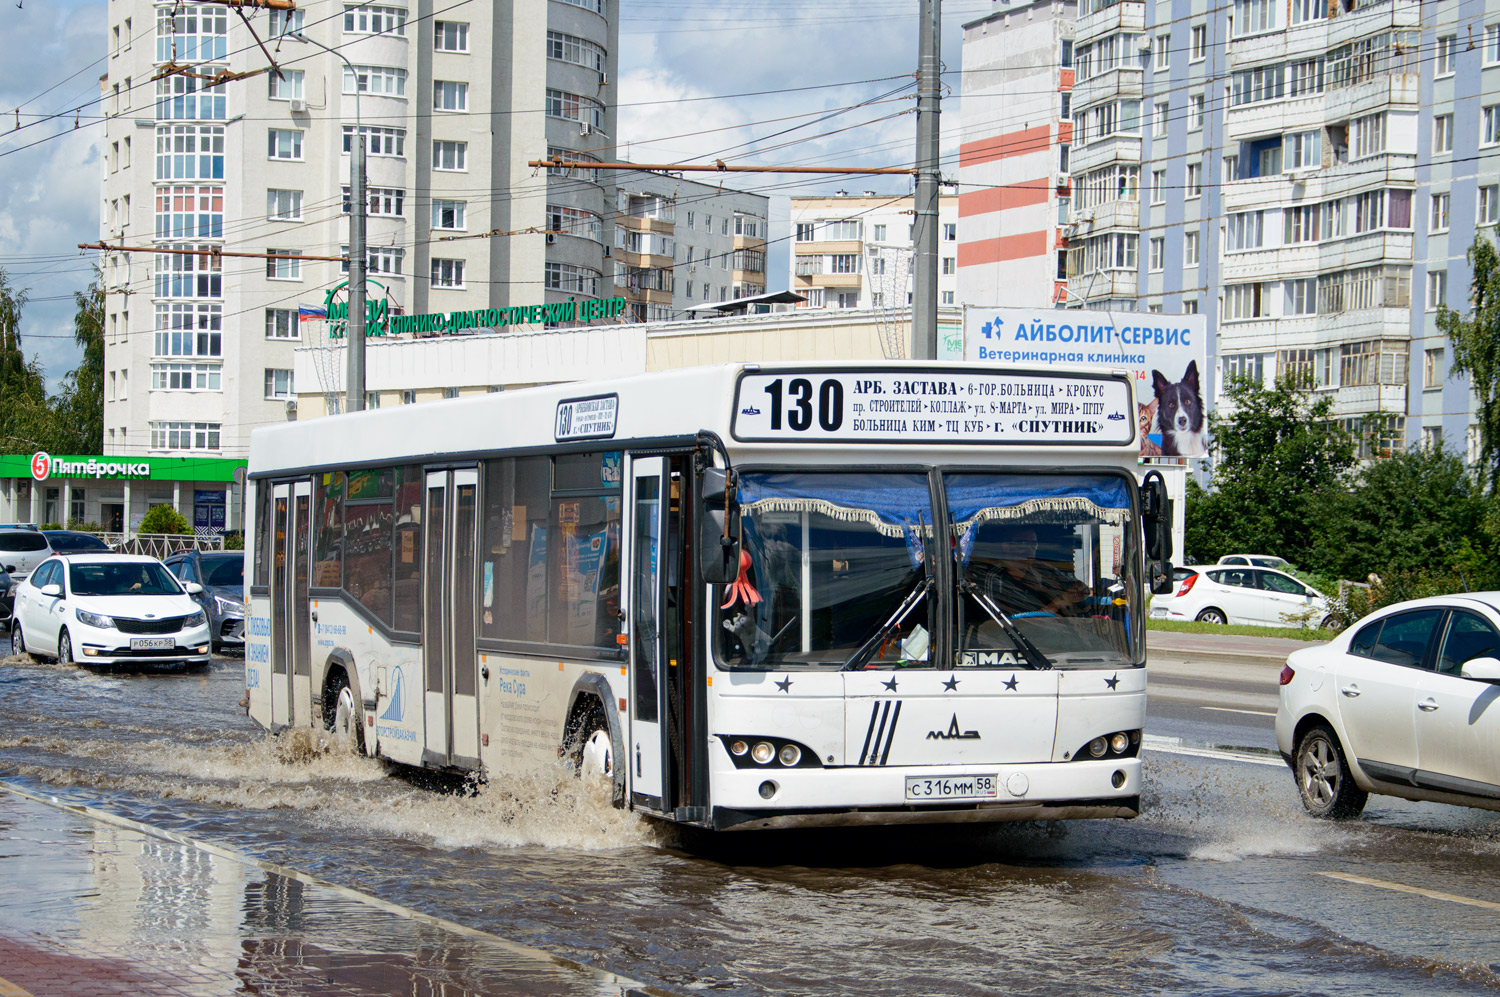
[139, 504, 191, 535]
[1438, 236, 1500, 494]
[37, 522, 63, 531]
[223, 531, 244, 551]
[65, 519, 105, 533]
[1146, 618, 1337, 640]
[0, 267, 106, 456]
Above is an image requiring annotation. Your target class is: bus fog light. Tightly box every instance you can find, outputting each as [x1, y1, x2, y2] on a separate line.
[1112, 770, 1127, 789]
[729, 739, 749, 757]
[1109, 733, 1128, 754]
[1088, 737, 1107, 758]
[751, 741, 775, 764]
[758, 780, 778, 800]
[777, 743, 801, 766]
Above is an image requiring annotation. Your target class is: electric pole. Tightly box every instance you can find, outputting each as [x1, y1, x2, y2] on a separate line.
[912, 0, 941, 360]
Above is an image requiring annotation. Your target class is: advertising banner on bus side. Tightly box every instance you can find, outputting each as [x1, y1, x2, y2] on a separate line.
[962, 307, 1209, 457]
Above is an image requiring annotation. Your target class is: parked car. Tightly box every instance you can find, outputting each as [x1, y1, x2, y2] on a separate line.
[1150, 565, 1207, 619]
[41, 530, 113, 554]
[0, 524, 38, 530]
[162, 549, 245, 651]
[1217, 554, 1295, 571]
[1167, 565, 1333, 629]
[0, 529, 53, 582]
[1278, 594, 1500, 819]
[9, 554, 211, 669]
[0, 563, 14, 633]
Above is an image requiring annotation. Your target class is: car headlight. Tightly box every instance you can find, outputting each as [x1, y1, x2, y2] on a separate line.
[75, 609, 114, 629]
[185, 610, 207, 628]
[213, 595, 245, 616]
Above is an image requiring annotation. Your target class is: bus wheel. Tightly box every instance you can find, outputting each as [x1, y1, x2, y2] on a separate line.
[325, 674, 364, 753]
[580, 725, 614, 781]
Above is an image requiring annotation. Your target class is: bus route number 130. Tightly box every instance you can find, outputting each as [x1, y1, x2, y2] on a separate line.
[762, 377, 845, 433]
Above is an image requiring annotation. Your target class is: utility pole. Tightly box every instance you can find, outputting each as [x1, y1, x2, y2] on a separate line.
[912, 0, 941, 360]
[294, 32, 365, 413]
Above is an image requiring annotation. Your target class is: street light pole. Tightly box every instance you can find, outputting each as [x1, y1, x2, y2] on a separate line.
[293, 32, 365, 412]
[912, 0, 941, 360]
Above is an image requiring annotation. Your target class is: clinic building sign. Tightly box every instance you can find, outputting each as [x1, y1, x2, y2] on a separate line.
[963, 306, 1209, 458]
[323, 280, 628, 338]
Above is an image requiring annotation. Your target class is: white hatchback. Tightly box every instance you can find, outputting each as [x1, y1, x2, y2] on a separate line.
[1277, 594, 1500, 818]
[10, 554, 211, 668]
[1166, 565, 1333, 629]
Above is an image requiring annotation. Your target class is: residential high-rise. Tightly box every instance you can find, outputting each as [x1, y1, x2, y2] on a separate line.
[99, 0, 618, 457]
[789, 194, 959, 310]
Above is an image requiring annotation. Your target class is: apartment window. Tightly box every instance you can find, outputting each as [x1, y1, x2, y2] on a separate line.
[344, 4, 406, 35]
[433, 140, 467, 171]
[1340, 340, 1409, 387]
[1352, 112, 1385, 159]
[545, 89, 605, 128]
[155, 185, 223, 239]
[831, 254, 861, 274]
[1231, 64, 1285, 107]
[941, 257, 956, 275]
[1182, 298, 1199, 314]
[1279, 348, 1331, 388]
[434, 21, 469, 51]
[269, 8, 304, 36]
[1433, 115, 1454, 155]
[262, 368, 294, 399]
[1224, 353, 1265, 385]
[434, 81, 468, 111]
[366, 393, 381, 410]
[1233, 0, 1277, 36]
[1430, 192, 1450, 232]
[549, 204, 602, 242]
[1189, 94, 1204, 130]
[1184, 231, 1200, 266]
[151, 362, 221, 391]
[1283, 130, 1320, 170]
[342, 185, 405, 217]
[1186, 162, 1202, 198]
[1148, 237, 1164, 272]
[151, 421, 221, 451]
[795, 222, 815, 242]
[1061, 39, 1073, 67]
[1481, 186, 1499, 226]
[343, 125, 406, 157]
[431, 259, 465, 288]
[339, 246, 405, 275]
[1436, 36, 1455, 76]
[871, 223, 887, 242]
[1427, 270, 1447, 310]
[1224, 282, 1269, 320]
[1488, 24, 1500, 65]
[1152, 101, 1167, 134]
[1155, 33, 1170, 70]
[343, 65, 406, 97]
[1290, 0, 1323, 23]
[1223, 155, 1239, 184]
[1190, 24, 1207, 60]
[266, 249, 300, 280]
[432, 200, 466, 230]
[267, 188, 302, 220]
[1425, 348, 1445, 388]
[156, 124, 224, 181]
[402, 390, 416, 405]
[824, 219, 862, 240]
[1059, 143, 1070, 173]
[156, 71, 226, 121]
[1484, 106, 1500, 146]
[265, 309, 298, 339]
[1150, 170, 1165, 204]
[1227, 210, 1265, 251]
[1061, 93, 1071, 120]
[267, 129, 302, 160]
[1288, 58, 1325, 96]
[547, 30, 606, 71]
[1321, 198, 1346, 239]
[154, 252, 221, 300]
[943, 223, 956, 241]
[268, 70, 304, 101]
[443, 387, 461, 400]
[155, 5, 228, 62]
[1285, 203, 1321, 243]
[1285, 278, 1317, 315]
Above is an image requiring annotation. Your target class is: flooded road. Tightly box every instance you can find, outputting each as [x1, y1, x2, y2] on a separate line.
[3, 652, 1500, 994]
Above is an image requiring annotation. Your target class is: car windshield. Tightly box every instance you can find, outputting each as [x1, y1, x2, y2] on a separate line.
[46, 533, 111, 552]
[201, 555, 243, 587]
[69, 561, 182, 596]
[948, 472, 1142, 668]
[715, 472, 935, 670]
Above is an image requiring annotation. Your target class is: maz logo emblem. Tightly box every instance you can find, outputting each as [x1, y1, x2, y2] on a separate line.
[927, 714, 981, 741]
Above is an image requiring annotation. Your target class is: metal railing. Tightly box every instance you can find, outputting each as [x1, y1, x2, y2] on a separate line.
[107, 533, 228, 558]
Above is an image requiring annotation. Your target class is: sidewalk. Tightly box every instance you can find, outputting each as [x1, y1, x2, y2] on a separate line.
[0, 785, 654, 997]
[1146, 628, 1320, 667]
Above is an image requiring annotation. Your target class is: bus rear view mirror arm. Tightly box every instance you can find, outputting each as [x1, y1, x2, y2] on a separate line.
[1139, 470, 1175, 595]
[699, 466, 741, 585]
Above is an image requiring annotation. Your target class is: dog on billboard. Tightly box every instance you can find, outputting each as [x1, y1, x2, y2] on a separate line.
[1151, 360, 1205, 456]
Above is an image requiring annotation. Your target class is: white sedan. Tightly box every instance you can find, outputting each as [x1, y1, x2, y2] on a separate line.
[1277, 594, 1500, 818]
[10, 554, 211, 668]
[1166, 565, 1333, 629]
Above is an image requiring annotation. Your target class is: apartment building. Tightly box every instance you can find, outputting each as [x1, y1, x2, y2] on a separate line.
[958, 0, 1078, 308]
[960, 0, 1498, 454]
[789, 194, 960, 310]
[99, 0, 619, 460]
[610, 170, 769, 322]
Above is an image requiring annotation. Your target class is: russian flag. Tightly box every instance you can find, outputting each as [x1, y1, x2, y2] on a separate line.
[298, 304, 327, 322]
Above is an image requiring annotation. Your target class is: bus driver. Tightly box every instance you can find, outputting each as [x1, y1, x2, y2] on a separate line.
[974, 526, 1090, 618]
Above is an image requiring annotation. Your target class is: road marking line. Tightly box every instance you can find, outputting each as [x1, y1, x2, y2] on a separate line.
[1141, 735, 1284, 768]
[0, 977, 35, 997]
[1200, 706, 1277, 717]
[1318, 871, 1500, 911]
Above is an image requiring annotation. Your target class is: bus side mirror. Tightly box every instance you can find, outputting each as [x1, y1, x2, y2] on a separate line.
[699, 467, 741, 585]
[1140, 470, 1174, 595]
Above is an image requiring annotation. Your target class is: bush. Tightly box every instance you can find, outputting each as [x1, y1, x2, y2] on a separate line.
[65, 518, 105, 533]
[222, 531, 244, 550]
[38, 522, 63, 531]
[139, 504, 191, 535]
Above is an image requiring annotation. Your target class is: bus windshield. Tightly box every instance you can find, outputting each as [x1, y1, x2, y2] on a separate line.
[716, 472, 934, 670]
[948, 472, 1140, 668]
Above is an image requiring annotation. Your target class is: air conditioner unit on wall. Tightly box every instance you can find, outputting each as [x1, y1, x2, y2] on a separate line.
[289, 98, 306, 113]
[1055, 172, 1070, 188]
[580, 121, 592, 136]
[546, 233, 556, 244]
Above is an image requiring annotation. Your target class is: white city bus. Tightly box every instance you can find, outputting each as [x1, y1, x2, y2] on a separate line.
[244, 362, 1173, 830]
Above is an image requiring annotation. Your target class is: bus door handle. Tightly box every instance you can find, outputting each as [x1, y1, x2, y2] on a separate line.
[310, 611, 318, 622]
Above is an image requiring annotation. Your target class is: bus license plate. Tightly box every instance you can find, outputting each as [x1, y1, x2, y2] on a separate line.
[905, 774, 998, 802]
[130, 638, 173, 650]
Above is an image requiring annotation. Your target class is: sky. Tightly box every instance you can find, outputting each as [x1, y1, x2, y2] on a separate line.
[0, 0, 984, 388]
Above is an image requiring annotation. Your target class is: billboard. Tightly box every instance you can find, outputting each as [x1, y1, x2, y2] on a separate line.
[963, 307, 1209, 458]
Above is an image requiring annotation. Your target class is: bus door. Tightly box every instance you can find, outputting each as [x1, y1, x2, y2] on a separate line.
[268, 481, 312, 728]
[290, 481, 313, 728]
[422, 468, 481, 768]
[628, 457, 665, 806]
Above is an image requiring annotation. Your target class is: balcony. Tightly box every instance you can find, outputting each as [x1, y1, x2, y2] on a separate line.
[794, 239, 862, 256]
[1332, 383, 1407, 418]
[620, 214, 675, 236]
[733, 233, 765, 251]
[1071, 67, 1144, 112]
[1075, 1, 1144, 47]
[1223, 94, 1329, 144]
[1073, 197, 1139, 234]
[1069, 133, 1142, 176]
[1226, 27, 1288, 64]
[1322, 74, 1419, 122]
[1327, 0, 1419, 48]
[1067, 269, 1137, 301]
[796, 272, 862, 289]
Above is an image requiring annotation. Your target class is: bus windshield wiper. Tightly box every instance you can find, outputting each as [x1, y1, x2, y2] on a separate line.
[957, 576, 1053, 670]
[841, 575, 932, 671]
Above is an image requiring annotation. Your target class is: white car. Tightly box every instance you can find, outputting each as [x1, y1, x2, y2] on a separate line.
[1150, 565, 1207, 619]
[1166, 565, 1333, 629]
[1217, 554, 1295, 571]
[1277, 594, 1500, 818]
[0, 528, 53, 582]
[10, 554, 211, 668]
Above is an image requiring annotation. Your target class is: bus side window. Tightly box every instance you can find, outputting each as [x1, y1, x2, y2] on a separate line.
[252, 482, 271, 588]
[314, 472, 344, 589]
[392, 464, 424, 633]
[481, 456, 550, 643]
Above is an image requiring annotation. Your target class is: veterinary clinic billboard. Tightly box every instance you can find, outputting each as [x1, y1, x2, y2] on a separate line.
[962, 307, 1208, 457]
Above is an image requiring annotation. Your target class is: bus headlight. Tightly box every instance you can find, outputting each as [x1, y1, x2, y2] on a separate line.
[1088, 737, 1108, 758]
[751, 741, 776, 764]
[1109, 733, 1129, 754]
[729, 739, 749, 757]
[777, 743, 801, 766]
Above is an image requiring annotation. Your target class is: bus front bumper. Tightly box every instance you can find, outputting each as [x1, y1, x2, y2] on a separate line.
[706, 757, 1141, 831]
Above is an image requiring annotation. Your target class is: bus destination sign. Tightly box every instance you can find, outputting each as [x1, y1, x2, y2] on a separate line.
[732, 369, 1135, 446]
[555, 393, 619, 442]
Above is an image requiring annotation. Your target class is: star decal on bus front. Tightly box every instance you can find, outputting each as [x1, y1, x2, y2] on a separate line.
[775, 676, 793, 693]
[942, 675, 960, 692]
[1003, 674, 1019, 691]
[882, 677, 898, 692]
[1104, 673, 1120, 690]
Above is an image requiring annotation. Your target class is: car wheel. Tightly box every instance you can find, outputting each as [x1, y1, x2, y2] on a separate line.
[10, 621, 27, 659]
[1320, 615, 1337, 630]
[1294, 724, 1367, 819]
[57, 629, 72, 666]
[1196, 608, 1228, 625]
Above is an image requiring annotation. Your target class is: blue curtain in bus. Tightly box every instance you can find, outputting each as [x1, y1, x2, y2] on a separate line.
[945, 473, 1131, 564]
[737, 473, 934, 536]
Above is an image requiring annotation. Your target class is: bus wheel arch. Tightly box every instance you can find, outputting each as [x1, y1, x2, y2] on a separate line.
[564, 674, 626, 807]
[320, 649, 366, 754]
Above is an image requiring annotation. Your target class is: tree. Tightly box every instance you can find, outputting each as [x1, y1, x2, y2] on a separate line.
[1437, 236, 1500, 494]
[1185, 375, 1357, 567]
[48, 273, 105, 455]
[0, 269, 50, 455]
[139, 504, 191, 535]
